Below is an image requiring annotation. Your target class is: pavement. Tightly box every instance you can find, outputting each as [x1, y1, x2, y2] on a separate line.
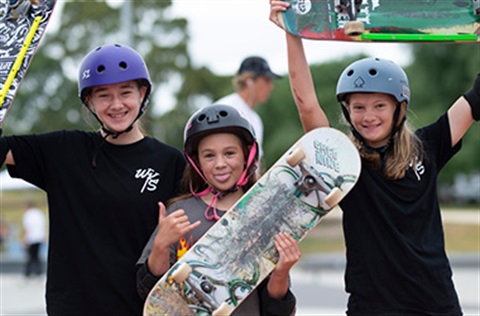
[0, 209, 478, 315]
[0, 262, 478, 316]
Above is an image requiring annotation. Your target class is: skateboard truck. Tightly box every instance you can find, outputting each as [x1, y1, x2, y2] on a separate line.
[171, 262, 234, 316]
[334, 0, 365, 36]
[287, 148, 344, 209]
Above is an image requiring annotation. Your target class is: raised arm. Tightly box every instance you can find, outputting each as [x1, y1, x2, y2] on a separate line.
[270, 0, 330, 132]
[448, 74, 479, 147]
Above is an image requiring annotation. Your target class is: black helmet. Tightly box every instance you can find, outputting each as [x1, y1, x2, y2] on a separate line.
[184, 104, 257, 157]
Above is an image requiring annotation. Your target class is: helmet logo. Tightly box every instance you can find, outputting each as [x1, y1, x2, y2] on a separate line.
[354, 76, 365, 88]
[81, 69, 91, 80]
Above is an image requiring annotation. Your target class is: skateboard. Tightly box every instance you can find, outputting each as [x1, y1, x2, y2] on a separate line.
[144, 127, 361, 316]
[278, 0, 480, 42]
[0, 0, 57, 132]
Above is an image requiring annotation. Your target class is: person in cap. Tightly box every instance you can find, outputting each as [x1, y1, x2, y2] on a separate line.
[137, 104, 299, 315]
[0, 44, 185, 315]
[270, 2, 479, 315]
[214, 56, 282, 161]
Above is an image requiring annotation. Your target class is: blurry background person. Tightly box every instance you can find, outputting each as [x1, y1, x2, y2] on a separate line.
[22, 201, 46, 278]
[214, 56, 281, 162]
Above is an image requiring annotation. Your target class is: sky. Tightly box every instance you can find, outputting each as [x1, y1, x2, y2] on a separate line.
[170, 0, 413, 76]
[48, 1, 414, 114]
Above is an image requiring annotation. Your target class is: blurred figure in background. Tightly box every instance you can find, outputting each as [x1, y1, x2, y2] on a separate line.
[214, 56, 282, 162]
[22, 201, 46, 278]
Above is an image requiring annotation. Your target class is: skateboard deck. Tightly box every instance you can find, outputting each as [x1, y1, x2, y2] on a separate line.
[144, 127, 361, 316]
[279, 0, 480, 42]
[0, 0, 57, 130]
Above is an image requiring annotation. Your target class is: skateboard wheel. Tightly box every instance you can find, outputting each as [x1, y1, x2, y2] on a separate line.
[324, 187, 345, 208]
[344, 21, 365, 36]
[212, 302, 234, 316]
[172, 262, 192, 283]
[286, 148, 306, 167]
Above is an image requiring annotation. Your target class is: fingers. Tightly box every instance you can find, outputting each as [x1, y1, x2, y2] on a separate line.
[274, 233, 301, 272]
[158, 202, 166, 224]
[269, 0, 290, 28]
[158, 206, 200, 241]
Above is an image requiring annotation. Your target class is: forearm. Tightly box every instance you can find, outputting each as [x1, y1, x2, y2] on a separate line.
[147, 242, 172, 277]
[266, 269, 290, 299]
[286, 33, 329, 132]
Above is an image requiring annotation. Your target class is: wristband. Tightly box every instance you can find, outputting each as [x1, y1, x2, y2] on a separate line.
[463, 73, 480, 121]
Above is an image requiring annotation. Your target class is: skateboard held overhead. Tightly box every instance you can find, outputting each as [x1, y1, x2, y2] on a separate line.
[278, 0, 480, 42]
[144, 127, 361, 316]
[0, 0, 57, 132]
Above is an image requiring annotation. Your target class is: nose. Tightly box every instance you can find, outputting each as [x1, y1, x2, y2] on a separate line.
[214, 155, 227, 168]
[110, 94, 124, 108]
[363, 108, 376, 122]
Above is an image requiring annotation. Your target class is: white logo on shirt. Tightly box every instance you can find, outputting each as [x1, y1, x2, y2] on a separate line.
[409, 158, 425, 181]
[135, 168, 160, 193]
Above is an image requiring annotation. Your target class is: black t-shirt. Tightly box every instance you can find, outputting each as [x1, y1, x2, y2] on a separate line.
[341, 114, 463, 316]
[6, 130, 185, 316]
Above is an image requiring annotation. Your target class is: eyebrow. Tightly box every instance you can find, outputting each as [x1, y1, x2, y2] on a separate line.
[92, 82, 135, 93]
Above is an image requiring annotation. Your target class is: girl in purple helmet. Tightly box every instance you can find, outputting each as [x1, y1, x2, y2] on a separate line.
[137, 104, 299, 315]
[270, 2, 479, 315]
[0, 44, 186, 315]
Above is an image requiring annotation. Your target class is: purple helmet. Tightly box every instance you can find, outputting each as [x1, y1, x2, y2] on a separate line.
[78, 44, 152, 114]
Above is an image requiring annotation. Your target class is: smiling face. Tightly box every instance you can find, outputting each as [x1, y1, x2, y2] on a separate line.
[197, 133, 246, 193]
[87, 80, 146, 134]
[347, 93, 398, 148]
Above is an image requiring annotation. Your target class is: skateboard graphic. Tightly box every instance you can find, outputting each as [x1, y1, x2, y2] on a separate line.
[278, 0, 480, 42]
[144, 127, 361, 316]
[0, 0, 57, 130]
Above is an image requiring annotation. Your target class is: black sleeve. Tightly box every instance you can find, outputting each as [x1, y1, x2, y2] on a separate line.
[136, 261, 162, 300]
[0, 137, 8, 166]
[258, 277, 297, 316]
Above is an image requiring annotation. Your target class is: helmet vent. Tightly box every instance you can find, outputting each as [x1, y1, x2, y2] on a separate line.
[219, 110, 228, 117]
[198, 114, 206, 122]
[347, 70, 354, 77]
[368, 69, 378, 76]
[119, 61, 128, 70]
[96, 65, 106, 74]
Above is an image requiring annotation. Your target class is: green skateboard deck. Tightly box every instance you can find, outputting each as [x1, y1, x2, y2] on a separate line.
[279, 0, 479, 42]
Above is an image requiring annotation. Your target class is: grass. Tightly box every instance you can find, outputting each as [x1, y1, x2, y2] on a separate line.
[0, 189, 478, 254]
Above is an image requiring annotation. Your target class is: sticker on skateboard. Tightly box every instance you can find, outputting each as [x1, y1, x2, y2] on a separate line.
[278, 0, 480, 42]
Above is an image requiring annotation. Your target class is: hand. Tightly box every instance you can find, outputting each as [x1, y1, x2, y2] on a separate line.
[269, 0, 290, 29]
[148, 202, 201, 276]
[154, 202, 201, 249]
[267, 232, 301, 299]
[273, 232, 301, 275]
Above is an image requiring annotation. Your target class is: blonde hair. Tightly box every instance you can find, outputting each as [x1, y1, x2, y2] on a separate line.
[233, 71, 258, 91]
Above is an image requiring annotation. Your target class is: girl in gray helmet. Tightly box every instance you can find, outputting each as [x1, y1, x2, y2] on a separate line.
[0, 44, 186, 315]
[270, 2, 478, 315]
[137, 104, 299, 315]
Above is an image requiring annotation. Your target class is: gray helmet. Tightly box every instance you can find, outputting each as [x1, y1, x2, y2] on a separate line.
[184, 105, 257, 157]
[336, 57, 410, 106]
